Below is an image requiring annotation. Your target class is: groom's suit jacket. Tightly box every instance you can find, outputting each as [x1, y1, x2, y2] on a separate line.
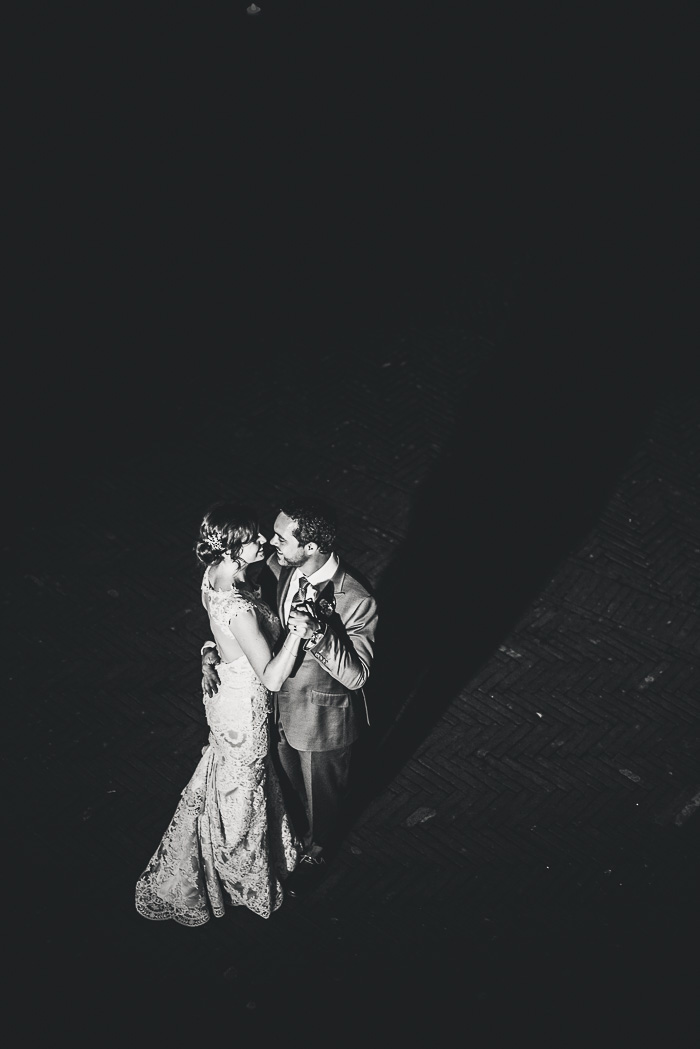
[267, 553, 378, 752]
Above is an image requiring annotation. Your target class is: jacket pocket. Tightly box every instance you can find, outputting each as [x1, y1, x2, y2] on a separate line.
[311, 690, 350, 709]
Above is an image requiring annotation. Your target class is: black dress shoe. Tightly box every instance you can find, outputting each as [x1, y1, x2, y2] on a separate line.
[285, 855, 327, 898]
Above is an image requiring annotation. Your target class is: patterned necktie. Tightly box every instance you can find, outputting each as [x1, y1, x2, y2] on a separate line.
[286, 574, 308, 626]
[294, 575, 310, 605]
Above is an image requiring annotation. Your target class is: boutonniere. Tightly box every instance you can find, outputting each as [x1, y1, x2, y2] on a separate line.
[294, 579, 336, 621]
[316, 595, 336, 619]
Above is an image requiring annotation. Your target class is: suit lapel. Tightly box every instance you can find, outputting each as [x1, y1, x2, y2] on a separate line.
[326, 560, 346, 596]
[311, 561, 346, 601]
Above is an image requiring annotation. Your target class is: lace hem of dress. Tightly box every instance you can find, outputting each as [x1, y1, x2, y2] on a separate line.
[135, 751, 299, 925]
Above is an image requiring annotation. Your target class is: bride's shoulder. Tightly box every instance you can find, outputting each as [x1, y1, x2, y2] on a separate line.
[202, 575, 256, 617]
[222, 588, 258, 615]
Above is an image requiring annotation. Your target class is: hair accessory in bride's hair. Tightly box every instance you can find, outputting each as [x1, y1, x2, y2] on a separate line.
[208, 531, 225, 553]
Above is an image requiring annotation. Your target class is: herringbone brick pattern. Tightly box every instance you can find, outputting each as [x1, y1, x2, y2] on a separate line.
[8, 292, 700, 1042]
[6, 3, 698, 1041]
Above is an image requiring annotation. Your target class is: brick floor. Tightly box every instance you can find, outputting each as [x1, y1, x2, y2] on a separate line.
[7, 5, 698, 1044]
[10, 303, 700, 1040]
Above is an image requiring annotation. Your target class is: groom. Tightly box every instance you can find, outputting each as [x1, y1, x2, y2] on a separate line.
[202, 498, 378, 895]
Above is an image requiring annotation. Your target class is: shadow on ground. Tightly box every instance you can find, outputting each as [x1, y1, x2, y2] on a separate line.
[351, 251, 668, 808]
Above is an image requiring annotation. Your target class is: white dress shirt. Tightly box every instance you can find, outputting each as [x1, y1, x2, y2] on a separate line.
[282, 552, 339, 626]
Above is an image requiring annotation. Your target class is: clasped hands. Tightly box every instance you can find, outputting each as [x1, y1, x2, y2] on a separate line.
[287, 607, 321, 641]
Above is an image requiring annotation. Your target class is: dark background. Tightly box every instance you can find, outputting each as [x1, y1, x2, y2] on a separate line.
[5, 2, 698, 1042]
[8, 1, 694, 510]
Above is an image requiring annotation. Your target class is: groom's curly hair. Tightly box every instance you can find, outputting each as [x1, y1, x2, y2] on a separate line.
[280, 498, 337, 553]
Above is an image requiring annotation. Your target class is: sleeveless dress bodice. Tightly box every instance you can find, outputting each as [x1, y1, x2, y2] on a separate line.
[201, 567, 282, 652]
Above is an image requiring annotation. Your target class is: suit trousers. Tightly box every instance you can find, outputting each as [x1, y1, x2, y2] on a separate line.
[274, 724, 352, 857]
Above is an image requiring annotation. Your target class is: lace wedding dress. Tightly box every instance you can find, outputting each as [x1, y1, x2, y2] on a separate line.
[135, 570, 298, 924]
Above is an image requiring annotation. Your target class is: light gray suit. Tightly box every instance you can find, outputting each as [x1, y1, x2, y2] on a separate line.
[268, 552, 378, 854]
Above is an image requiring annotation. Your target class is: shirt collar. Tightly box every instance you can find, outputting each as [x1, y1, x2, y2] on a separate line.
[292, 551, 339, 589]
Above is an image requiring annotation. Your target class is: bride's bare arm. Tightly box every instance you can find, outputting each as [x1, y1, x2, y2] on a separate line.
[229, 610, 302, 691]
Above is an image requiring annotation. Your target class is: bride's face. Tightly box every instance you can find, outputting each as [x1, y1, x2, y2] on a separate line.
[238, 531, 267, 566]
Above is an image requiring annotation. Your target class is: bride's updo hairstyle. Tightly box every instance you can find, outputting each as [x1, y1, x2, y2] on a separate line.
[196, 503, 259, 567]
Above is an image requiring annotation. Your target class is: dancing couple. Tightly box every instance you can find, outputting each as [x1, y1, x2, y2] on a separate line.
[135, 498, 378, 923]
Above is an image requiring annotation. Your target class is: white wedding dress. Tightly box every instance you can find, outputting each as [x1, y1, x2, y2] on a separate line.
[135, 570, 298, 924]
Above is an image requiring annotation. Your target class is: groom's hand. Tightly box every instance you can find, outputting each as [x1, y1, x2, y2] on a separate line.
[201, 652, 221, 698]
[287, 608, 320, 641]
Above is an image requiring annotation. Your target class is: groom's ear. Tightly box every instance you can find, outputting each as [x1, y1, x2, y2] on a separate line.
[305, 542, 319, 555]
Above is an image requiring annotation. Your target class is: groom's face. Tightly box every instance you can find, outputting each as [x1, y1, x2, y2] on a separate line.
[270, 512, 310, 568]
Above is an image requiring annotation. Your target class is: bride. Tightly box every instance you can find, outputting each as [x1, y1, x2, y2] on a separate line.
[135, 503, 302, 924]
